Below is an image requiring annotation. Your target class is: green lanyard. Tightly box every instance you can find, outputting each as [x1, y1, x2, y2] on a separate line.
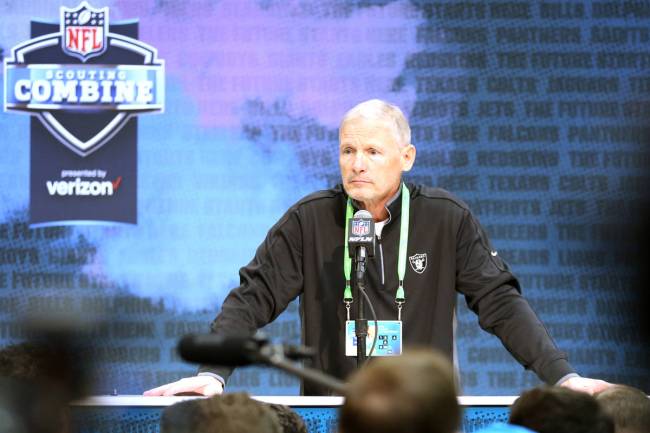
[343, 183, 410, 320]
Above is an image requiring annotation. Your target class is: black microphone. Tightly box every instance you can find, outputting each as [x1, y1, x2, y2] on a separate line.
[178, 334, 266, 367]
[178, 334, 316, 367]
[178, 334, 347, 395]
[347, 209, 376, 366]
[347, 209, 375, 258]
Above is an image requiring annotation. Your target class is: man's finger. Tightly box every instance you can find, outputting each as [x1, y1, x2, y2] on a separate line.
[158, 378, 201, 396]
[201, 380, 224, 396]
[560, 377, 614, 395]
[143, 383, 173, 396]
[143, 376, 223, 397]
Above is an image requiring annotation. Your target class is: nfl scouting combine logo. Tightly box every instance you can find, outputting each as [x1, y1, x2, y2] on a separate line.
[4, 1, 164, 157]
[3, 2, 164, 225]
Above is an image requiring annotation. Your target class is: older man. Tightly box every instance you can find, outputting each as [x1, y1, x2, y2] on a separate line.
[145, 99, 609, 396]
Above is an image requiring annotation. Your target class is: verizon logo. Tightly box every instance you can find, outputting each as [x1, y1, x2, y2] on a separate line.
[46, 176, 122, 196]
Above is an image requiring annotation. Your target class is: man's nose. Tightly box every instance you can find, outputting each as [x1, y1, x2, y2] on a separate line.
[352, 152, 366, 172]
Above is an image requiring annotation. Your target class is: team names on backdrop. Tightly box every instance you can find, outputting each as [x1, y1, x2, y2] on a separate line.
[3, 1, 164, 225]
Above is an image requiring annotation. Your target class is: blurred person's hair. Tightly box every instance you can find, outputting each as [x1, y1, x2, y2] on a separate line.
[161, 392, 282, 433]
[339, 349, 460, 433]
[509, 386, 614, 433]
[0, 342, 77, 433]
[596, 385, 650, 433]
[0, 342, 72, 386]
[266, 403, 308, 433]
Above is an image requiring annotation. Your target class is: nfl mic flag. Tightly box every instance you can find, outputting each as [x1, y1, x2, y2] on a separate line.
[348, 210, 375, 258]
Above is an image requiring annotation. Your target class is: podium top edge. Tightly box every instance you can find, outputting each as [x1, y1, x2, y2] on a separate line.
[71, 395, 519, 407]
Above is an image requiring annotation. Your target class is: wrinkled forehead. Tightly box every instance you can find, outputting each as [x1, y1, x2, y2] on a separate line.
[338, 115, 402, 147]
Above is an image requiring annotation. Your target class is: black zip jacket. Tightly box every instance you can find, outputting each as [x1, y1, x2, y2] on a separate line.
[200, 184, 574, 395]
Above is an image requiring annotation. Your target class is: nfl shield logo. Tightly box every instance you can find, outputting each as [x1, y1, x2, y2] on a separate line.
[61, 1, 108, 62]
[352, 220, 370, 236]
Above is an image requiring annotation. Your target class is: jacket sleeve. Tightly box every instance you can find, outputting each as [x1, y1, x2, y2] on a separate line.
[455, 209, 575, 385]
[198, 206, 304, 382]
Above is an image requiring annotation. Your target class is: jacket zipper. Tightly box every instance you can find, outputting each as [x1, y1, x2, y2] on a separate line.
[377, 235, 385, 285]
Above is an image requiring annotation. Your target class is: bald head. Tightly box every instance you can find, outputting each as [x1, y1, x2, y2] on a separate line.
[340, 99, 411, 147]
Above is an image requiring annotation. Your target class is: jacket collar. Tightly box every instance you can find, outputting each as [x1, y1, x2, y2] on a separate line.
[345, 182, 407, 225]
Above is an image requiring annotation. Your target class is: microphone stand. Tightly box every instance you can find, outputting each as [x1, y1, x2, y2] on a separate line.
[178, 333, 347, 395]
[354, 246, 368, 367]
[259, 344, 347, 395]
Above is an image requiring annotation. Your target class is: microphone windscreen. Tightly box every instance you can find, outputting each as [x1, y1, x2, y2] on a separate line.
[178, 334, 262, 367]
[348, 209, 375, 257]
[353, 210, 372, 219]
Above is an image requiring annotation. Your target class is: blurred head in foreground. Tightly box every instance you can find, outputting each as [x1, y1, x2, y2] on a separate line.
[0, 341, 80, 433]
[339, 349, 460, 433]
[161, 392, 282, 433]
[266, 403, 308, 433]
[596, 385, 650, 433]
[509, 386, 614, 433]
[0, 342, 74, 391]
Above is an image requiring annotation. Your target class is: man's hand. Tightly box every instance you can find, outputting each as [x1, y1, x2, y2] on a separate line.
[143, 376, 224, 396]
[559, 376, 613, 395]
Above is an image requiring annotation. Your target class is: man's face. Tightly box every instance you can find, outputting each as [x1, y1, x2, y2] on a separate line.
[339, 116, 415, 206]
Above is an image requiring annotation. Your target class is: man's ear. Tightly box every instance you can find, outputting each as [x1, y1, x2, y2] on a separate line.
[401, 144, 416, 172]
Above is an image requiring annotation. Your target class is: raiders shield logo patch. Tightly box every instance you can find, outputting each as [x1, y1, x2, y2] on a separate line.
[409, 253, 427, 274]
